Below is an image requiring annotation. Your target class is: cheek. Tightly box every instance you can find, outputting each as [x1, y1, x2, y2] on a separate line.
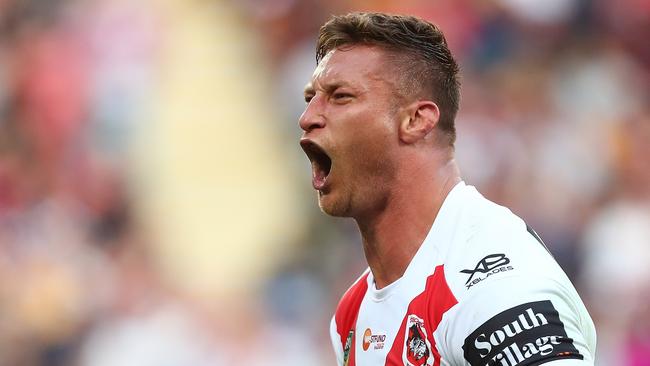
[347, 133, 396, 180]
[336, 107, 398, 174]
[359, 118, 396, 157]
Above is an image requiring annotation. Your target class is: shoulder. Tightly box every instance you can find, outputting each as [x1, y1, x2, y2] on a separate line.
[433, 188, 596, 364]
[444, 187, 559, 296]
[442, 188, 588, 324]
[332, 269, 370, 335]
[329, 269, 370, 365]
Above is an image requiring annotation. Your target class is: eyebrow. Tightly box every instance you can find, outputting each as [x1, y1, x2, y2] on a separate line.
[304, 81, 353, 96]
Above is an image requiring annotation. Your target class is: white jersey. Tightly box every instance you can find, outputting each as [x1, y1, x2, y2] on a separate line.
[330, 182, 596, 366]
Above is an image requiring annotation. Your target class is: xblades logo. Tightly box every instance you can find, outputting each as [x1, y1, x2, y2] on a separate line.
[461, 254, 513, 289]
[461, 254, 510, 284]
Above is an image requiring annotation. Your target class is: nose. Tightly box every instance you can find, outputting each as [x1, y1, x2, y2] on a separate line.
[299, 96, 325, 132]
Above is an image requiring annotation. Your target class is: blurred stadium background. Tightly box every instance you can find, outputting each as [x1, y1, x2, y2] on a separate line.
[0, 0, 648, 364]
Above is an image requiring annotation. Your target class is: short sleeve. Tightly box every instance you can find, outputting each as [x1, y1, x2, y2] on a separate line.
[435, 274, 596, 366]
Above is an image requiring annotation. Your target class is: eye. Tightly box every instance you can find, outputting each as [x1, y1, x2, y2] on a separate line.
[332, 92, 353, 101]
[304, 94, 314, 103]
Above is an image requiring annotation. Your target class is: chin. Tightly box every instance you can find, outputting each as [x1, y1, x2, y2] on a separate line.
[318, 192, 352, 217]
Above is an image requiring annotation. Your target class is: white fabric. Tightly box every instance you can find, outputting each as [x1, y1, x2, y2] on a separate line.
[330, 182, 596, 365]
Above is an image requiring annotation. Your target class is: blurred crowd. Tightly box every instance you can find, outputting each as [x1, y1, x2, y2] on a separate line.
[0, 0, 648, 365]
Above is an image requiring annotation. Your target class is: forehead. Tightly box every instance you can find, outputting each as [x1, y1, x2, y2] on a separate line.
[308, 45, 394, 90]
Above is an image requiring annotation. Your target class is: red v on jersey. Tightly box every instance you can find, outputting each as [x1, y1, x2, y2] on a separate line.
[334, 272, 370, 366]
[333, 266, 457, 365]
[386, 266, 457, 365]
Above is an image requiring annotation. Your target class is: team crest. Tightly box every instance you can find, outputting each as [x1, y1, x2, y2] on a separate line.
[403, 315, 434, 366]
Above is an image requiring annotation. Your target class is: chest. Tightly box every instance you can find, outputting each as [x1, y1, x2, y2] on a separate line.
[346, 266, 458, 366]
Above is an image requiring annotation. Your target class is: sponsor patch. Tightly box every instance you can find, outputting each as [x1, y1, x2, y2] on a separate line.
[403, 315, 434, 366]
[463, 300, 582, 366]
[461, 253, 514, 289]
[362, 328, 386, 351]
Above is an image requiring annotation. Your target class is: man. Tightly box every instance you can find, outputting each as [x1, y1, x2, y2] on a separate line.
[299, 12, 596, 366]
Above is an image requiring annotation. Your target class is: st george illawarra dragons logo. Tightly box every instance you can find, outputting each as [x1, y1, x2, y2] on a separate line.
[403, 315, 434, 366]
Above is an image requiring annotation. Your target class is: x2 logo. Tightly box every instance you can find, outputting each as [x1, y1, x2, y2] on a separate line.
[461, 253, 514, 289]
[403, 315, 434, 366]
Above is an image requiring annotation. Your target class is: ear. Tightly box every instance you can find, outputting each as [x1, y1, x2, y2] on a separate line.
[398, 101, 440, 144]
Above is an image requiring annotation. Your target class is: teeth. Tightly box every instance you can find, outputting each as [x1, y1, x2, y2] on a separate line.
[301, 140, 332, 188]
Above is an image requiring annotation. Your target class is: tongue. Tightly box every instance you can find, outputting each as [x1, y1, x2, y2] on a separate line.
[312, 163, 327, 190]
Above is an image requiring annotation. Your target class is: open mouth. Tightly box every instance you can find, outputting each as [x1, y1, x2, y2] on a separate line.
[300, 140, 332, 190]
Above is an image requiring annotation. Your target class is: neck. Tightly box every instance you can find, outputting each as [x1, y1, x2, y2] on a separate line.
[356, 153, 461, 289]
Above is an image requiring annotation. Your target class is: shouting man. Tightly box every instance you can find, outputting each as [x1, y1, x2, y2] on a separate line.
[299, 12, 596, 366]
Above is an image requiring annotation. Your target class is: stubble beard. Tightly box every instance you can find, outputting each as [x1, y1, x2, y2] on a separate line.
[317, 173, 391, 220]
[317, 134, 397, 218]
[318, 188, 353, 217]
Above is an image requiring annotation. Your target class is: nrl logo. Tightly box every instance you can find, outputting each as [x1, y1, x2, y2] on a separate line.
[343, 330, 354, 366]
